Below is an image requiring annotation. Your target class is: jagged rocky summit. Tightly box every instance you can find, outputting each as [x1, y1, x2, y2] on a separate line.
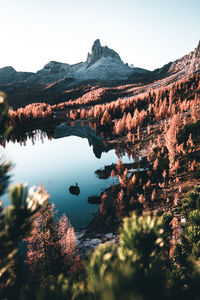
[0, 39, 199, 107]
[1, 39, 200, 87]
[0, 39, 148, 87]
[87, 39, 121, 65]
[26, 39, 144, 84]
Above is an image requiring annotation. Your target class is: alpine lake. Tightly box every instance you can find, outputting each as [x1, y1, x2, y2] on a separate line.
[0, 121, 132, 229]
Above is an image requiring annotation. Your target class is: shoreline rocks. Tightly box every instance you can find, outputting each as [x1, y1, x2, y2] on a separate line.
[75, 230, 118, 258]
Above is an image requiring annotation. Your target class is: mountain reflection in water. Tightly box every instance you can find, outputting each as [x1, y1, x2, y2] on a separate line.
[3, 121, 112, 159]
[1, 122, 132, 229]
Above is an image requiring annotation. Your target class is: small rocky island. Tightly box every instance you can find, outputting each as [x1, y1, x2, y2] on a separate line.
[69, 183, 80, 195]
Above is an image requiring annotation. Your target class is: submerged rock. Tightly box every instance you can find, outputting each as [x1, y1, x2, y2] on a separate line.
[88, 195, 101, 204]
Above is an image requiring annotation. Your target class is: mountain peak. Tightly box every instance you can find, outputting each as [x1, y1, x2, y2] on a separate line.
[93, 39, 101, 49]
[87, 39, 121, 65]
[194, 40, 200, 55]
[0, 66, 16, 73]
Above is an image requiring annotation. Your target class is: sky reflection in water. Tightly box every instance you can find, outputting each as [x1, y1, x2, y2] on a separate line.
[1, 134, 131, 229]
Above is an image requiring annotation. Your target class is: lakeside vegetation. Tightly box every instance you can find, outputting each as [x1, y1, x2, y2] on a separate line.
[6, 73, 200, 226]
[1, 69, 200, 298]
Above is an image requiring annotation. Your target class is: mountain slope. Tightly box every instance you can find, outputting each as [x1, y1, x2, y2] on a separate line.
[148, 41, 200, 82]
[0, 39, 199, 108]
[0, 66, 33, 85]
[26, 39, 147, 85]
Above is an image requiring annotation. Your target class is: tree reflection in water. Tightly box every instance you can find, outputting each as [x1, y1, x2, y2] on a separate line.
[1, 127, 54, 147]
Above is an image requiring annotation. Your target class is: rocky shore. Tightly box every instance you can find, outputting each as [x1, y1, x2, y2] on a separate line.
[75, 230, 118, 258]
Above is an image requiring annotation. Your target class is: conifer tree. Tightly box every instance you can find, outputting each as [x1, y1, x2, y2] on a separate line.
[26, 201, 62, 277]
[0, 96, 48, 298]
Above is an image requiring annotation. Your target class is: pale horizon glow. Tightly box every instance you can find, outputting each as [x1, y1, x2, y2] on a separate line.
[0, 0, 200, 73]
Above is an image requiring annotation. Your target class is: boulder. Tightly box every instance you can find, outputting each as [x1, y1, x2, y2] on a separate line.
[69, 183, 80, 195]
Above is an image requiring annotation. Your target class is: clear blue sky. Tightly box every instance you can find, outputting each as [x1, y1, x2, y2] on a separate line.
[1, 0, 200, 72]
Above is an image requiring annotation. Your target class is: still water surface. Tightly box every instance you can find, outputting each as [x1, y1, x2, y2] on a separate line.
[1, 131, 131, 229]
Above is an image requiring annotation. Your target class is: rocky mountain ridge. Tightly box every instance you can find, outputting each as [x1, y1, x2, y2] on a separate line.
[170, 40, 200, 75]
[0, 66, 33, 85]
[150, 41, 200, 81]
[0, 39, 199, 108]
[0, 39, 147, 86]
[27, 39, 146, 84]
